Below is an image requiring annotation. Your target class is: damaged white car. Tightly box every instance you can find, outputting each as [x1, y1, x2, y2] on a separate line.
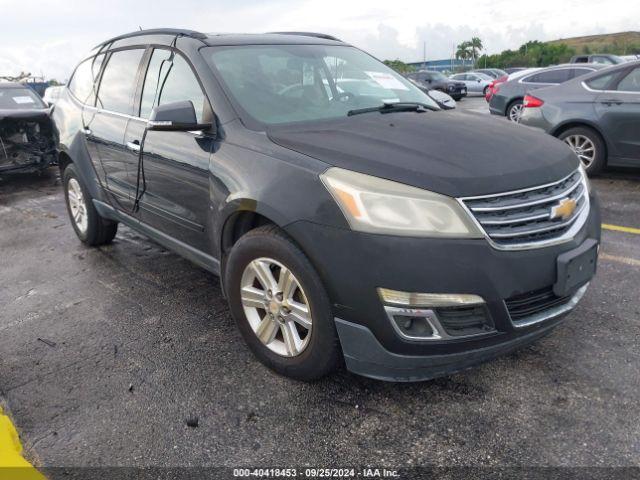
[0, 82, 56, 174]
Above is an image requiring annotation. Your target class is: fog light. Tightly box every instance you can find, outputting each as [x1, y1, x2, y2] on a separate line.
[392, 315, 435, 338]
[377, 288, 485, 307]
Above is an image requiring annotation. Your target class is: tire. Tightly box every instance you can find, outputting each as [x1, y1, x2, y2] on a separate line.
[483, 86, 489, 96]
[506, 99, 524, 122]
[225, 225, 342, 381]
[557, 126, 606, 175]
[63, 163, 118, 246]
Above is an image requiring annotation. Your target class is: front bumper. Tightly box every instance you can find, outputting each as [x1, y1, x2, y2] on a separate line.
[285, 193, 600, 380]
[335, 284, 587, 381]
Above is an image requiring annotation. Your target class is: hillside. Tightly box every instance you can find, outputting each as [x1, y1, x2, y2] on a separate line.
[547, 31, 640, 54]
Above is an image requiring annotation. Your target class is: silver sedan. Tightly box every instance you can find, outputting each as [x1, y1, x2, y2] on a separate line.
[450, 72, 493, 95]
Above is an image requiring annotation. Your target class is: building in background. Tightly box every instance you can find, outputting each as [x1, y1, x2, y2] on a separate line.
[406, 58, 474, 74]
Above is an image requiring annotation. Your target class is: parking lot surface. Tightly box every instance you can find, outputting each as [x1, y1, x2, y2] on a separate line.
[1, 96, 640, 470]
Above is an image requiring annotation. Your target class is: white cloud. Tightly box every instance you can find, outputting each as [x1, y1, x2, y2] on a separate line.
[0, 0, 638, 80]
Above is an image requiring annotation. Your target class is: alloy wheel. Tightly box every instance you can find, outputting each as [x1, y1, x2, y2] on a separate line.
[240, 257, 312, 357]
[509, 103, 523, 122]
[67, 178, 88, 234]
[563, 134, 596, 169]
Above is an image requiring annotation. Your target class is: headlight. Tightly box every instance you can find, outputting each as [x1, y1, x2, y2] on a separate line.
[320, 167, 483, 238]
[578, 163, 592, 194]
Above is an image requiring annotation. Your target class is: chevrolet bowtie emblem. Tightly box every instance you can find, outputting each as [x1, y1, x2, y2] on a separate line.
[550, 198, 577, 220]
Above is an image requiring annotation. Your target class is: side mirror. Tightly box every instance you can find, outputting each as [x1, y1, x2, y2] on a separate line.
[477, 79, 481, 83]
[148, 101, 212, 132]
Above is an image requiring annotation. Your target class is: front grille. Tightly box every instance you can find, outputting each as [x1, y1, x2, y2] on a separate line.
[505, 287, 572, 321]
[461, 170, 589, 248]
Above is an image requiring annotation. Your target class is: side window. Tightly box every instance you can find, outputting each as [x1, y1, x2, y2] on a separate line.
[568, 68, 594, 79]
[524, 69, 570, 84]
[585, 72, 616, 90]
[140, 50, 206, 122]
[96, 49, 145, 114]
[616, 67, 640, 93]
[68, 55, 104, 104]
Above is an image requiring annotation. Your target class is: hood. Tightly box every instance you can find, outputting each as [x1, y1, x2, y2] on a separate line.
[267, 110, 578, 197]
[0, 109, 51, 122]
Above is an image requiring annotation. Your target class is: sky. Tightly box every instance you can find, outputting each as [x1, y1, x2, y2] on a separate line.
[0, 0, 638, 81]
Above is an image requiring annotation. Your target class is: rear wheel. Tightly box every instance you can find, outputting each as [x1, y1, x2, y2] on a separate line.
[63, 164, 118, 246]
[507, 99, 524, 122]
[483, 86, 489, 96]
[225, 225, 341, 381]
[558, 126, 606, 175]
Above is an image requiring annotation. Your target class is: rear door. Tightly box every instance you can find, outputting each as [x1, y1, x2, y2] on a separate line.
[123, 48, 214, 252]
[595, 66, 640, 164]
[86, 48, 146, 212]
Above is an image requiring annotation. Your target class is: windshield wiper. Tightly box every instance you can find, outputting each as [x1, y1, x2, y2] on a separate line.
[347, 102, 435, 117]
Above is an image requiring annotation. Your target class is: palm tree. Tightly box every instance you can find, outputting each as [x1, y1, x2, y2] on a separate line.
[469, 37, 484, 64]
[456, 41, 471, 61]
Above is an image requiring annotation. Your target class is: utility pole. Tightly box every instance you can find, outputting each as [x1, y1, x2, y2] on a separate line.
[423, 41, 426, 70]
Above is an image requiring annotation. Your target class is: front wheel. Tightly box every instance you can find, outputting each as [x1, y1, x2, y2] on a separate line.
[225, 225, 342, 381]
[63, 163, 118, 246]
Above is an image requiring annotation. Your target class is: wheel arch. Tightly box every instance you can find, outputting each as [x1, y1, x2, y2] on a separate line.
[505, 97, 524, 117]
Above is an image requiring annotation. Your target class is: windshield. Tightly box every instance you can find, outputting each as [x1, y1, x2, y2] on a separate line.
[0, 87, 45, 110]
[205, 45, 437, 127]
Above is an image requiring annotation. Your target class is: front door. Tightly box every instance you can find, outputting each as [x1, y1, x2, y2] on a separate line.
[124, 48, 214, 252]
[595, 66, 640, 164]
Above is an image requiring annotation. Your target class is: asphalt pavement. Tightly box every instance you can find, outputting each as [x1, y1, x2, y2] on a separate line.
[1, 96, 639, 473]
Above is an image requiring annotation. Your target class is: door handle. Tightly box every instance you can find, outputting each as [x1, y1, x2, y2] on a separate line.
[600, 99, 623, 106]
[126, 141, 140, 152]
[81, 127, 92, 135]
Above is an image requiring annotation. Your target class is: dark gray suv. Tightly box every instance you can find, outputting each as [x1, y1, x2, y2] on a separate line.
[53, 29, 600, 382]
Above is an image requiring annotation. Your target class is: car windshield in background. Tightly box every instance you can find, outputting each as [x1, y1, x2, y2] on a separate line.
[0, 88, 45, 110]
[205, 45, 437, 126]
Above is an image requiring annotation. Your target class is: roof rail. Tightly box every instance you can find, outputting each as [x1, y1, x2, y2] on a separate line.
[96, 28, 207, 48]
[268, 31, 342, 42]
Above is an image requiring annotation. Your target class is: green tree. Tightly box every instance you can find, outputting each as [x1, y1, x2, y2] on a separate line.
[456, 41, 471, 61]
[469, 37, 484, 63]
[383, 59, 414, 74]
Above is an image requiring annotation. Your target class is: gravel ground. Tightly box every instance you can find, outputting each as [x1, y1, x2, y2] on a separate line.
[1, 97, 639, 474]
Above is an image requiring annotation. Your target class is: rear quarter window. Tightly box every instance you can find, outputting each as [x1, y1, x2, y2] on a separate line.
[585, 72, 616, 90]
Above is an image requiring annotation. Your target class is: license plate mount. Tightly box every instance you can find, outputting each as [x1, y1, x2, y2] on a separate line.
[554, 239, 598, 297]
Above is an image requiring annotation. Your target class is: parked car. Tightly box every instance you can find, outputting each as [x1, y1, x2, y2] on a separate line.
[570, 54, 626, 65]
[449, 72, 493, 95]
[407, 78, 456, 109]
[520, 61, 640, 175]
[0, 82, 56, 174]
[484, 68, 540, 102]
[426, 89, 456, 109]
[490, 64, 606, 121]
[472, 68, 508, 79]
[43, 85, 66, 106]
[53, 29, 600, 382]
[406, 71, 467, 100]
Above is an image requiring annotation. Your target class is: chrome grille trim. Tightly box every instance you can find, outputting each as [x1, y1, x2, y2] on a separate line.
[458, 169, 590, 251]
